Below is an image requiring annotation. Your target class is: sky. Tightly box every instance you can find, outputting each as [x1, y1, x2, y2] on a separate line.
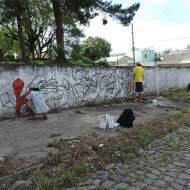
[82, 0, 190, 54]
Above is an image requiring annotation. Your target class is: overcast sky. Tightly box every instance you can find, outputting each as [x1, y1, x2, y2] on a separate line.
[82, 0, 190, 54]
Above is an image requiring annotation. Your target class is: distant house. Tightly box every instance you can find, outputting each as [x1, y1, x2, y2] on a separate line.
[99, 55, 134, 66]
[162, 50, 190, 65]
[126, 48, 155, 63]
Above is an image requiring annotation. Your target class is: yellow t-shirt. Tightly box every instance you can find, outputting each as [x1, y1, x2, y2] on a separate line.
[133, 66, 144, 82]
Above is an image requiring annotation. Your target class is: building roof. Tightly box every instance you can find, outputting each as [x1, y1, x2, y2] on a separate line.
[106, 55, 133, 62]
[162, 50, 190, 64]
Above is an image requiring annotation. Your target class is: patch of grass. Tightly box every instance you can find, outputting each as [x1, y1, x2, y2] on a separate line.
[72, 162, 89, 175]
[168, 123, 178, 132]
[183, 118, 190, 126]
[172, 111, 183, 119]
[73, 108, 85, 114]
[62, 171, 76, 186]
[139, 127, 154, 147]
[31, 176, 60, 190]
[99, 186, 108, 190]
[160, 88, 186, 100]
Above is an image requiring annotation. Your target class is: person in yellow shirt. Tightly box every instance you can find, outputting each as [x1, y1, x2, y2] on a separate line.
[133, 62, 144, 102]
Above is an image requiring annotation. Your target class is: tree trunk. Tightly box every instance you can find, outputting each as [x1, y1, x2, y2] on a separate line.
[51, 0, 67, 63]
[17, 13, 28, 63]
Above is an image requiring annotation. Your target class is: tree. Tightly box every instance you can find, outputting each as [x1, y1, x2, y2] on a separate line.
[51, 0, 140, 63]
[164, 48, 172, 55]
[80, 37, 111, 61]
[0, 26, 20, 60]
[0, 0, 29, 62]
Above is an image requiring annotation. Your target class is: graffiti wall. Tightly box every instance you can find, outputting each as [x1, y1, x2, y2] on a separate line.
[0, 66, 134, 118]
[0, 65, 189, 118]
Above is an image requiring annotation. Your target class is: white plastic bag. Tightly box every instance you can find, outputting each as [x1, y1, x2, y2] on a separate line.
[98, 114, 118, 129]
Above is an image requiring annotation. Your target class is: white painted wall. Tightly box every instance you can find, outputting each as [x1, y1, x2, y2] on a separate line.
[145, 67, 190, 94]
[0, 65, 189, 118]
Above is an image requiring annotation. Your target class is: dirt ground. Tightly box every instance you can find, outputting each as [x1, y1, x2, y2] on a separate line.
[0, 97, 187, 177]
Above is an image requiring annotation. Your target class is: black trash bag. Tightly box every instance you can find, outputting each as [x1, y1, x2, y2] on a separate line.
[117, 109, 135, 128]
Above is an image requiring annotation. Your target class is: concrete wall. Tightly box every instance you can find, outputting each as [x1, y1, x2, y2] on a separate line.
[0, 65, 189, 118]
[145, 67, 190, 94]
[0, 65, 133, 118]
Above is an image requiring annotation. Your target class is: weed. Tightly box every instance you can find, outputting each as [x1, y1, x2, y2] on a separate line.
[73, 162, 89, 174]
[183, 118, 190, 126]
[125, 153, 135, 162]
[139, 127, 154, 146]
[47, 140, 61, 149]
[32, 176, 60, 190]
[99, 186, 108, 190]
[181, 107, 190, 113]
[117, 143, 124, 151]
[73, 108, 85, 114]
[160, 88, 186, 100]
[168, 123, 178, 132]
[62, 171, 75, 186]
[91, 132, 99, 139]
[172, 111, 183, 119]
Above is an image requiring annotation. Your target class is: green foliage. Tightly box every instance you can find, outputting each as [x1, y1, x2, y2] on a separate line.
[183, 118, 190, 126]
[62, 171, 75, 186]
[168, 123, 178, 133]
[80, 36, 111, 61]
[33, 176, 60, 190]
[172, 111, 183, 119]
[139, 127, 154, 146]
[73, 162, 89, 174]
[160, 88, 187, 100]
[0, 26, 20, 59]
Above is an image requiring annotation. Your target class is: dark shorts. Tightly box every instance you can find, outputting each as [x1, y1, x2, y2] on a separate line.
[133, 82, 143, 93]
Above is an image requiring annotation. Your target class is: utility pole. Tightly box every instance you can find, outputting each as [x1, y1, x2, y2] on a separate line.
[131, 23, 136, 66]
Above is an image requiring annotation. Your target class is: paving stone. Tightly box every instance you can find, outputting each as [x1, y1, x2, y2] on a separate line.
[92, 179, 102, 187]
[147, 173, 157, 179]
[151, 169, 161, 176]
[167, 172, 177, 178]
[135, 170, 145, 175]
[113, 183, 128, 189]
[86, 185, 98, 190]
[178, 173, 190, 180]
[127, 186, 141, 190]
[111, 174, 126, 183]
[172, 183, 184, 190]
[100, 180, 116, 189]
[143, 177, 153, 185]
[173, 162, 187, 168]
[154, 180, 167, 188]
[82, 179, 93, 185]
[76, 187, 88, 190]
[163, 176, 175, 183]
[98, 171, 109, 180]
[147, 186, 160, 190]
[175, 178, 188, 186]
[11, 181, 28, 190]
[133, 181, 147, 188]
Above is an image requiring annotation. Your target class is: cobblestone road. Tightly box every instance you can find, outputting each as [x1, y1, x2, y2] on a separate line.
[66, 127, 190, 190]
